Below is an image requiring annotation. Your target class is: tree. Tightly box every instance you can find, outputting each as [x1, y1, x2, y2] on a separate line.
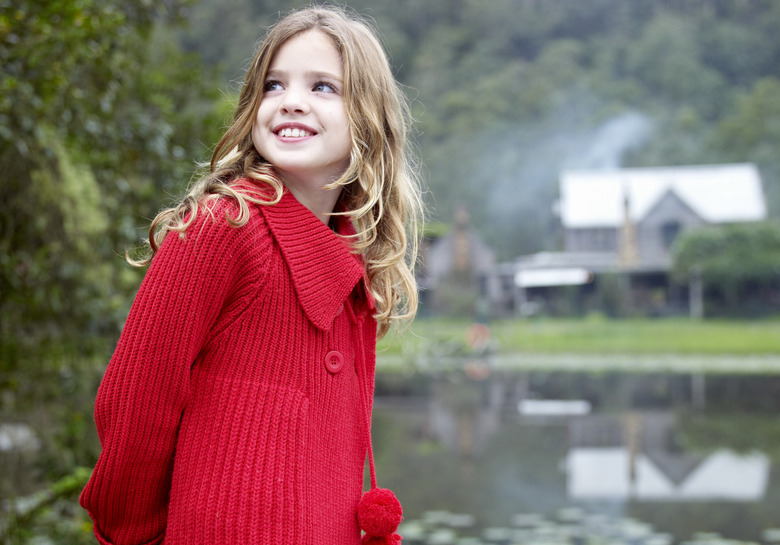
[624, 12, 726, 119]
[0, 0, 223, 364]
[672, 222, 780, 316]
[1, 3, 227, 537]
[709, 78, 780, 216]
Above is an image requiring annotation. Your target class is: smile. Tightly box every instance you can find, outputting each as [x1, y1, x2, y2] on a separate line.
[276, 127, 315, 138]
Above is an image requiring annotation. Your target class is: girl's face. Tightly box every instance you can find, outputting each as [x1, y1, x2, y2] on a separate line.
[252, 30, 351, 192]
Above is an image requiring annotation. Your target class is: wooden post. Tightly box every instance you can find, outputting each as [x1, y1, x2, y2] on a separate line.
[689, 266, 703, 319]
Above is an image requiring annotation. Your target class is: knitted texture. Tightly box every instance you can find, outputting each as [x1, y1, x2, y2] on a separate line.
[80, 185, 378, 545]
[357, 487, 403, 537]
[362, 534, 403, 545]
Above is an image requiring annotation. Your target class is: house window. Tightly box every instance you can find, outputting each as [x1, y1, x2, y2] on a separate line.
[593, 229, 607, 250]
[588, 228, 612, 251]
[661, 221, 681, 248]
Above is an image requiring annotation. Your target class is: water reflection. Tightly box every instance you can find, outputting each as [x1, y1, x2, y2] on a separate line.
[372, 366, 780, 543]
[567, 413, 770, 501]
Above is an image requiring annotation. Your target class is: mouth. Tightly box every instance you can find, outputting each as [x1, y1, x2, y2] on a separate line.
[274, 125, 316, 138]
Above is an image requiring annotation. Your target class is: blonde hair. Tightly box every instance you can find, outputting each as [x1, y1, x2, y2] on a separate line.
[135, 5, 423, 337]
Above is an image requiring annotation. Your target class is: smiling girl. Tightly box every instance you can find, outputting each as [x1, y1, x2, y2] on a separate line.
[80, 6, 422, 545]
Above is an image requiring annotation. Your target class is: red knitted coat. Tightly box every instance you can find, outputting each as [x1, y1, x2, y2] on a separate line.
[80, 184, 378, 544]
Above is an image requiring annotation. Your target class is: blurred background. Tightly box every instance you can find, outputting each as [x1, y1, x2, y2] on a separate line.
[2, 0, 780, 543]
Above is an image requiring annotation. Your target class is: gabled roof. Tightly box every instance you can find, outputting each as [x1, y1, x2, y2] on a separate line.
[559, 163, 767, 228]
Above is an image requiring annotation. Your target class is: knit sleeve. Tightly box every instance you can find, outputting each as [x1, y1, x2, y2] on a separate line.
[80, 200, 260, 545]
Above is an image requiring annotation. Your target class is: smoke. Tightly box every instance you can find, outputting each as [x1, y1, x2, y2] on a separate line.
[470, 109, 654, 258]
[423, 88, 656, 259]
[565, 111, 653, 170]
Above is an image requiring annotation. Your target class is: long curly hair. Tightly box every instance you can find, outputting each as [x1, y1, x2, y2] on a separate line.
[134, 6, 423, 337]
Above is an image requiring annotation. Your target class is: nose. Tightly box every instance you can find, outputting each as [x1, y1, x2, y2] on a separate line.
[279, 87, 309, 114]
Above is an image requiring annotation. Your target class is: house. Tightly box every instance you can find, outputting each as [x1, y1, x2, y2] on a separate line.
[505, 163, 768, 316]
[418, 207, 501, 317]
[559, 163, 767, 270]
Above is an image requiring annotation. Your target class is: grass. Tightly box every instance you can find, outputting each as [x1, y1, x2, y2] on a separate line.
[379, 316, 780, 356]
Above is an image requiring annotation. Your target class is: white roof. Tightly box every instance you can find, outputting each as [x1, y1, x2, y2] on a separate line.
[560, 163, 767, 228]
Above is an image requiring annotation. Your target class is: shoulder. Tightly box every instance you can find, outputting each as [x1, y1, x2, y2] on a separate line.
[140, 197, 272, 301]
[154, 194, 272, 274]
[187, 193, 269, 243]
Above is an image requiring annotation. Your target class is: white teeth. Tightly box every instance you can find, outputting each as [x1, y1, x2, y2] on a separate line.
[278, 127, 311, 138]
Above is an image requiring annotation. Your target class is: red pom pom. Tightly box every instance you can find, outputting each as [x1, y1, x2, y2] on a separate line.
[357, 488, 403, 537]
[362, 533, 403, 545]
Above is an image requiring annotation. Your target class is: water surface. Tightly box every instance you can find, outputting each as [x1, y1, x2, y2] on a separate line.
[371, 366, 780, 543]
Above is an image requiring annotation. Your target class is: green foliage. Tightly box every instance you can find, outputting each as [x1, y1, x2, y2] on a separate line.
[593, 273, 632, 318]
[422, 221, 450, 239]
[711, 78, 780, 158]
[1, 2, 224, 540]
[709, 78, 780, 216]
[0, 0, 224, 356]
[625, 13, 726, 118]
[678, 412, 780, 461]
[1, 0, 188, 156]
[672, 222, 780, 312]
[1, 466, 94, 544]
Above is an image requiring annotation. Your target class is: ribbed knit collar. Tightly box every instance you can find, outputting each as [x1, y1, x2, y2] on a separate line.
[258, 187, 366, 331]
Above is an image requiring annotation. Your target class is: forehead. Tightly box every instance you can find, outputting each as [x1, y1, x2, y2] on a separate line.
[269, 29, 343, 75]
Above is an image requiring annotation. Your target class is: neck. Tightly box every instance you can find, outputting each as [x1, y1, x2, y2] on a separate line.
[282, 179, 343, 224]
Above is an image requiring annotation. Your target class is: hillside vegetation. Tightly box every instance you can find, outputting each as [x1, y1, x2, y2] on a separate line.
[182, 0, 780, 259]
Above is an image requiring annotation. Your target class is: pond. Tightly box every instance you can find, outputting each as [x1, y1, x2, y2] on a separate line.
[371, 362, 780, 544]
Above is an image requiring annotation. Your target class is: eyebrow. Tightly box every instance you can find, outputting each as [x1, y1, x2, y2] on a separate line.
[265, 69, 343, 83]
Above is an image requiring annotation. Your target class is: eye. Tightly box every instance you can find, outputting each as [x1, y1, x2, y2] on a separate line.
[263, 80, 283, 92]
[313, 81, 337, 94]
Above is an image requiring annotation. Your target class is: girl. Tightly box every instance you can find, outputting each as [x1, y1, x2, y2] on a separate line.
[80, 6, 422, 545]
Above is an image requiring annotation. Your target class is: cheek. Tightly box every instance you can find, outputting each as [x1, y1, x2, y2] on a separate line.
[250, 125, 261, 155]
[334, 110, 352, 144]
[251, 108, 266, 153]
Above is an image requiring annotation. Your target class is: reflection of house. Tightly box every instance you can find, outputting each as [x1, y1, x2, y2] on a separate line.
[503, 163, 767, 315]
[429, 377, 506, 457]
[567, 448, 769, 500]
[565, 412, 770, 501]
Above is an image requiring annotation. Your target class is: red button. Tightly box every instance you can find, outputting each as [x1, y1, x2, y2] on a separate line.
[335, 303, 344, 316]
[325, 351, 344, 374]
